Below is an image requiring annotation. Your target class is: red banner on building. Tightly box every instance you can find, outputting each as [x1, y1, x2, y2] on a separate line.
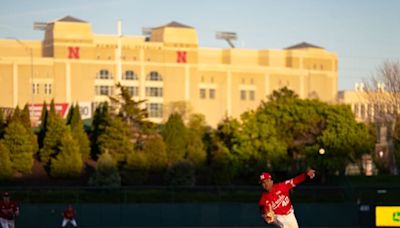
[29, 103, 69, 119]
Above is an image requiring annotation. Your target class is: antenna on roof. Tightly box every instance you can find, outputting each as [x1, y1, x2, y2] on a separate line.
[216, 31, 237, 48]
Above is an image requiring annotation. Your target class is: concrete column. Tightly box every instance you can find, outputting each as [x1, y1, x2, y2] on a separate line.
[139, 47, 146, 109]
[116, 20, 122, 82]
[185, 65, 190, 100]
[66, 62, 71, 103]
[264, 72, 269, 97]
[226, 70, 232, 116]
[13, 63, 18, 107]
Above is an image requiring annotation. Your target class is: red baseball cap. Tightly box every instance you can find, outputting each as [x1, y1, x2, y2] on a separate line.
[259, 172, 272, 183]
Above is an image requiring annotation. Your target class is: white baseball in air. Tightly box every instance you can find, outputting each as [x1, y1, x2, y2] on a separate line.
[319, 148, 325, 155]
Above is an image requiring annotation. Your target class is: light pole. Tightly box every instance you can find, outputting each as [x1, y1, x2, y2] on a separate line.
[8, 37, 34, 116]
[319, 148, 326, 183]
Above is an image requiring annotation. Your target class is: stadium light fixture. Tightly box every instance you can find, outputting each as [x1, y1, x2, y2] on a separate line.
[33, 22, 47, 31]
[216, 31, 237, 48]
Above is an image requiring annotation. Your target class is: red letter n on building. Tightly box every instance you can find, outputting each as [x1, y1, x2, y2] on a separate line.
[68, 47, 80, 59]
[176, 51, 187, 63]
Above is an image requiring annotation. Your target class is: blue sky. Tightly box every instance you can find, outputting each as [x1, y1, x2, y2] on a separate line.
[1, 0, 400, 90]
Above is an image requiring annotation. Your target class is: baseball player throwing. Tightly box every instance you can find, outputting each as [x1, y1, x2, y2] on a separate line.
[258, 168, 316, 228]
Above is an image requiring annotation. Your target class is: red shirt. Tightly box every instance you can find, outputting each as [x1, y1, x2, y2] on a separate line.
[258, 173, 306, 215]
[64, 207, 75, 220]
[0, 200, 19, 220]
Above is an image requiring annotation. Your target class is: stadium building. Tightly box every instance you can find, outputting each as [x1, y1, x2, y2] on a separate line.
[0, 16, 338, 126]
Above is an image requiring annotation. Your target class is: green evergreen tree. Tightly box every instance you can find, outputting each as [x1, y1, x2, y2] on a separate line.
[123, 151, 149, 185]
[162, 113, 188, 163]
[209, 140, 235, 185]
[50, 129, 83, 178]
[89, 151, 121, 187]
[165, 159, 195, 186]
[65, 104, 75, 125]
[98, 117, 134, 163]
[3, 121, 34, 174]
[142, 135, 168, 170]
[0, 141, 13, 179]
[186, 114, 207, 166]
[49, 99, 56, 114]
[38, 101, 48, 149]
[9, 106, 21, 123]
[109, 83, 148, 128]
[91, 103, 110, 159]
[20, 104, 31, 129]
[39, 101, 68, 164]
[69, 104, 90, 160]
[0, 110, 6, 138]
[20, 104, 38, 154]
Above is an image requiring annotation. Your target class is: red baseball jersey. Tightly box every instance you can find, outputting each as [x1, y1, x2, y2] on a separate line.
[0, 200, 19, 220]
[258, 173, 306, 215]
[64, 207, 76, 219]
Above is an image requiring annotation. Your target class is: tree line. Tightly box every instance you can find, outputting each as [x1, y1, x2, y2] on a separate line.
[0, 86, 380, 186]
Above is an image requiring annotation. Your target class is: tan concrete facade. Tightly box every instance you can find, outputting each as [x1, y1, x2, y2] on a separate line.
[0, 16, 338, 126]
[338, 84, 398, 123]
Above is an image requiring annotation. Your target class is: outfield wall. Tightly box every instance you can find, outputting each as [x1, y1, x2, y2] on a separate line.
[16, 203, 368, 228]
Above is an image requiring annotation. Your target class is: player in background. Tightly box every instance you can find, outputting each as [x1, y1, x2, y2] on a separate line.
[0, 192, 19, 228]
[61, 204, 78, 228]
[258, 168, 316, 228]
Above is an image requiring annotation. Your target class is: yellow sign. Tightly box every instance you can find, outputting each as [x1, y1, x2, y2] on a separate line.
[376, 206, 400, 227]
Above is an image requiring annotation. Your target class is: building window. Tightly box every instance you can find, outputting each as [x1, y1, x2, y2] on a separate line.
[95, 85, 113, 96]
[127, 86, 139, 97]
[361, 104, 365, 119]
[240, 90, 246, 100]
[249, 90, 255, 101]
[354, 104, 359, 117]
[124, 70, 138, 80]
[97, 69, 112, 79]
[209, 89, 216, 99]
[44, 84, 52, 95]
[146, 71, 162, 81]
[32, 83, 40, 94]
[145, 87, 163, 97]
[146, 103, 163, 118]
[200, 89, 206, 99]
[32, 84, 36, 94]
